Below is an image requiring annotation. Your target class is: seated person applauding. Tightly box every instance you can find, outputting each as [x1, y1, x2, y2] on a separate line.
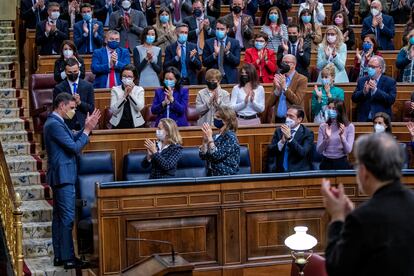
[151, 67, 189, 127]
[317, 99, 355, 170]
[110, 64, 145, 129]
[311, 64, 344, 123]
[196, 69, 230, 126]
[199, 106, 240, 176]
[372, 112, 392, 134]
[133, 26, 162, 87]
[266, 105, 314, 173]
[266, 54, 308, 123]
[244, 32, 277, 84]
[352, 55, 396, 122]
[92, 30, 130, 88]
[142, 118, 183, 179]
[353, 34, 381, 81]
[53, 58, 95, 131]
[230, 64, 265, 126]
[54, 40, 86, 83]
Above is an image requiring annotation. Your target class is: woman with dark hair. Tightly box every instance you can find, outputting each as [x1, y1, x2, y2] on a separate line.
[396, 29, 414, 83]
[230, 63, 265, 126]
[109, 64, 145, 129]
[260, 7, 287, 52]
[153, 7, 176, 52]
[353, 34, 382, 81]
[316, 99, 355, 170]
[151, 66, 189, 127]
[331, 0, 355, 24]
[332, 10, 355, 50]
[244, 32, 277, 83]
[133, 26, 162, 87]
[142, 118, 183, 179]
[372, 112, 392, 134]
[298, 9, 322, 50]
[54, 40, 86, 83]
[199, 106, 240, 176]
[403, 6, 414, 46]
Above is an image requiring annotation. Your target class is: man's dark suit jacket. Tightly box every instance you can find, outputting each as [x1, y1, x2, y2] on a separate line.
[361, 14, 395, 50]
[35, 19, 69, 55]
[351, 75, 396, 122]
[20, 0, 48, 29]
[132, 0, 156, 25]
[182, 15, 216, 45]
[277, 42, 311, 79]
[326, 181, 414, 276]
[202, 37, 241, 84]
[266, 124, 314, 173]
[93, 0, 120, 25]
[53, 79, 95, 130]
[163, 41, 202, 85]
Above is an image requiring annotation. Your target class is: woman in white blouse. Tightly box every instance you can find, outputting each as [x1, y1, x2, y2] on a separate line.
[230, 63, 265, 126]
[316, 25, 349, 84]
[110, 64, 145, 129]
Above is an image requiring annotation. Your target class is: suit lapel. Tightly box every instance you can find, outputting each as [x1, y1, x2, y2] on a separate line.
[50, 113, 74, 139]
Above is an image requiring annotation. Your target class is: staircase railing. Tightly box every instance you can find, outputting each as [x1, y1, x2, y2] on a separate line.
[0, 141, 23, 276]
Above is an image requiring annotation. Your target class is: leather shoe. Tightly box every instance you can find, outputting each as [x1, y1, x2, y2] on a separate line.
[63, 258, 90, 270]
[53, 258, 63, 266]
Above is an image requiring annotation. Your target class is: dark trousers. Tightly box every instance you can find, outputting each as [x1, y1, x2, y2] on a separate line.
[320, 156, 351, 170]
[52, 184, 75, 261]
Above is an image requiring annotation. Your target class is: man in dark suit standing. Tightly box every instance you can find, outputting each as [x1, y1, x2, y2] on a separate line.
[53, 58, 95, 130]
[277, 24, 310, 80]
[74, 3, 104, 54]
[164, 23, 202, 85]
[132, 0, 156, 26]
[352, 55, 396, 122]
[20, 0, 48, 29]
[35, 2, 69, 55]
[183, 0, 216, 53]
[266, 105, 314, 173]
[361, 0, 395, 50]
[322, 133, 414, 276]
[202, 18, 241, 84]
[44, 93, 100, 269]
[93, 0, 120, 26]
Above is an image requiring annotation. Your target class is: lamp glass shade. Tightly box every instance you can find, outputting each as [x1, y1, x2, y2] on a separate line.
[284, 226, 317, 251]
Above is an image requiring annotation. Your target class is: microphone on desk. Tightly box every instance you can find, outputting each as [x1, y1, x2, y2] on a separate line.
[125, 237, 176, 263]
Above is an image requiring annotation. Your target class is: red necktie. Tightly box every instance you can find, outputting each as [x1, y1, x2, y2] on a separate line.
[124, 13, 130, 49]
[109, 51, 116, 88]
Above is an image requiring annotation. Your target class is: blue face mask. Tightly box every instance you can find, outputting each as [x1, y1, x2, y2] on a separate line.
[213, 118, 224, 129]
[164, 79, 175, 88]
[255, 41, 265, 50]
[107, 40, 119, 49]
[82, 13, 92, 21]
[362, 42, 372, 52]
[301, 15, 311, 23]
[367, 67, 376, 78]
[410, 37, 414, 45]
[160, 15, 169, 23]
[321, 78, 330, 86]
[269, 13, 278, 23]
[327, 109, 337, 119]
[178, 33, 188, 44]
[216, 30, 226, 40]
[146, 35, 155, 44]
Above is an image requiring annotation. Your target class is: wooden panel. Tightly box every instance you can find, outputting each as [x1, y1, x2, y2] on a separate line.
[101, 217, 121, 274]
[223, 209, 241, 264]
[125, 216, 218, 266]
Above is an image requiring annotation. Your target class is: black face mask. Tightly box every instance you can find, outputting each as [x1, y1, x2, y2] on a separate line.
[67, 72, 79, 82]
[193, 8, 202, 17]
[240, 75, 250, 86]
[278, 62, 291, 74]
[206, 81, 218, 90]
[232, 6, 242, 14]
[288, 35, 298, 44]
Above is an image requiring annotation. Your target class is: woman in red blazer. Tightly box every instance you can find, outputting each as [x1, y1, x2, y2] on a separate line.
[244, 32, 278, 84]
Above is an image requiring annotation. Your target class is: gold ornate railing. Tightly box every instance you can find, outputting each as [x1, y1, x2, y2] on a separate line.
[0, 141, 23, 276]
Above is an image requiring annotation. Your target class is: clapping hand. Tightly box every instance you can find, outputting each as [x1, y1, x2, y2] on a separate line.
[190, 49, 197, 59]
[83, 22, 89, 34]
[314, 84, 322, 99]
[372, 15, 378, 27]
[202, 122, 213, 142]
[356, 48, 362, 62]
[74, 94, 81, 105]
[144, 138, 157, 156]
[376, 15, 383, 26]
[281, 40, 288, 52]
[408, 122, 414, 140]
[213, 40, 220, 56]
[321, 178, 354, 222]
[110, 51, 118, 67]
[281, 124, 291, 142]
[225, 42, 231, 54]
[339, 123, 345, 139]
[93, 23, 99, 34]
[164, 86, 174, 102]
[146, 50, 153, 61]
[176, 45, 181, 58]
[84, 108, 102, 134]
[363, 80, 370, 94]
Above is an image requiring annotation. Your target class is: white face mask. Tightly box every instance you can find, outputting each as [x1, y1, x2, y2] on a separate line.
[50, 11, 60, 20]
[63, 49, 73, 59]
[285, 117, 296, 129]
[327, 35, 337, 44]
[374, 124, 385, 133]
[122, 77, 134, 86]
[122, 0, 131, 9]
[156, 129, 166, 141]
[371, 8, 380, 16]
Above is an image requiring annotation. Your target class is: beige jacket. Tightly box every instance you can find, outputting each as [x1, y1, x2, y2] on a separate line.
[110, 85, 145, 127]
[195, 87, 230, 126]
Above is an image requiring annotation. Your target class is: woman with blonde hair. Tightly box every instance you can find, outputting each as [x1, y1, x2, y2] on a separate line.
[311, 63, 345, 123]
[196, 69, 230, 126]
[153, 7, 176, 52]
[142, 118, 183, 179]
[199, 106, 240, 176]
[316, 25, 349, 83]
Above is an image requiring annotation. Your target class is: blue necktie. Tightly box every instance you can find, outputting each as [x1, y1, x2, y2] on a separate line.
[89, 20, 93, 52]
[276, 76, 291, 118]
[282, 129, 296, 172]
[181, 44, 188, 78]
[292, 44, 296, 56]
[72, 83, 77, 94]
[105, 5, 112, 26]
[166, 104, 170, 118]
